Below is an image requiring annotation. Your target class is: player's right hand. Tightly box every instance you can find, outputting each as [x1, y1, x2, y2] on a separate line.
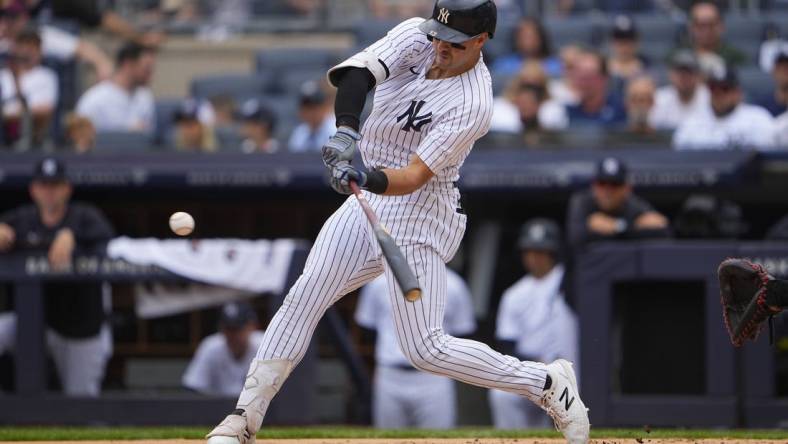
[322, 126, 361, 167]
[0, 223, 15, 252]
[329, 161, 367, 195]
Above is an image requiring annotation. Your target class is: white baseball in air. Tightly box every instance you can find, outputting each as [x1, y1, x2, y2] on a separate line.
[169, 211, 195, 236]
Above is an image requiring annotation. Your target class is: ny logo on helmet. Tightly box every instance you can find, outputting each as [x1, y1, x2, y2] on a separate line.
[437, 8, 450, 24]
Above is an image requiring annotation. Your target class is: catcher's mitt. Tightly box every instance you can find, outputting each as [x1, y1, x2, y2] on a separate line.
[718, 258, 781, 347]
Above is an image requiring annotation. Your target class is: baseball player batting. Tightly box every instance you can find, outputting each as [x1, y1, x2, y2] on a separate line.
[207, 1, 589, 443]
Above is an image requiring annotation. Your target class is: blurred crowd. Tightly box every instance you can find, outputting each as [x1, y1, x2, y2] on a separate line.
[0, 0, 785, 153]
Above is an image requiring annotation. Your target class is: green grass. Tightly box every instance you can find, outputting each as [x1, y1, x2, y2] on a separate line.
[0, 427, 787, 441]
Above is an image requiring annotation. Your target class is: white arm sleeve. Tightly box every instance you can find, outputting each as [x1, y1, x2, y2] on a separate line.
[355, 276, 385, 330]
[495, 289, 521, 341]
[444, 270, 476, 336]
[182, 338, 216, 394]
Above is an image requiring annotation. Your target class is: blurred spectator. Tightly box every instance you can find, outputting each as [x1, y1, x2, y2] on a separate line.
[76, 43, 156, 133]
[674, 66, 777, 150]
[565, 51, 626, 128]
[489, 218, 576, 429]
[566, 157, 669, 249]
[491, 18, 561, 78]
[356, 270, 475, 429]
[606, 15, 649, 83]
[368, 0, 431, 20]
[0, 27, 57, 146]
[0, 0, 113, 80]
[490, 61, 568, 134]
[238, 98, 278, 153]
[173, 99, 216, 152]
[757, 49, 788, 117]
[288, 80, 335, 153]
[64, 113, 95, 153]
[651, 50, 710, 130]
[44, 0, 165, 47]
[0, 157, 114, 397]
[548, 44, 582, 106]
[624, 75, 657, 134]
[682, 2, 745, 71]
[182, 301, 264, 396]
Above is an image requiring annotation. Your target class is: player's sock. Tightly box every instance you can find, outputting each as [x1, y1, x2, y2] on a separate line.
[766, 279, 788, 309]
[543, 374, 552, 390]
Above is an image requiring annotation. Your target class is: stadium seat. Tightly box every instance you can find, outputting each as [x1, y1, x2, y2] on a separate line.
[543, 17, 599, 48]
[724, 15, 765, 42]
[94, 131, 154, 152]
[153, 98, 183, 146]
[255, 48, 340, 75]
[631, 15, 684, 46]
[738, 66, 775, 101]
[352, 19, 402, 47]
[190, 73, 275, 101]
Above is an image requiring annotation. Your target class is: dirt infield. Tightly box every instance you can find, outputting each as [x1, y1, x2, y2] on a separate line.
[4, 439, 786, 444]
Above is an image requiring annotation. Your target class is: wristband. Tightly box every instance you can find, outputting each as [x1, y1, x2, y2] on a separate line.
[363, 170, 388, 194]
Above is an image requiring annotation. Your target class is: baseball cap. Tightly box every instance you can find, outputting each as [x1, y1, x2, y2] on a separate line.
[32, 157, 68, 183]
[670, 50, 700, 72]
[298, 80, 326, 106]
[707, 64, 739, 89]
[518, 218, 561, 252]
[611, 15, 638, 40]
[238, 98, 277, 129]
[218, 301, 258, 330]
[594, 157, 628, 184]
[173, 99, 201, 122]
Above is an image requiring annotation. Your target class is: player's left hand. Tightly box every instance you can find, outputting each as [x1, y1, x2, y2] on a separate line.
[322, 126, 361, 167]
[48, 228, 75, 271]
[329, 161, 367, 194]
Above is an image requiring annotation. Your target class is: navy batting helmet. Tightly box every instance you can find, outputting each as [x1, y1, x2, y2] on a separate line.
[518, 218, 562, 252]
[418, 0, 497, 44]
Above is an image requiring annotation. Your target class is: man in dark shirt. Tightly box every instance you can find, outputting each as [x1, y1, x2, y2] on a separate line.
[565, 51, 627, 129]
[566, 157, 669, 249]
[0, 157, 115, 396]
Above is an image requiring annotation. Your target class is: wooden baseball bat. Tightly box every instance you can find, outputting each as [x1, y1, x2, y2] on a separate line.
[350, 181, 422, 302]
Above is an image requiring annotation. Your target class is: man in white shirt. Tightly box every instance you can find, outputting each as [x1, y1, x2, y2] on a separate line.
[288, 80, 335, 153]
[76, 42, 156, 133]
[489, 219, 578, 429]
[674, 65, 777, 150]
[182, 301, 265, 396]
[0, 27, 57, 144]
[651, 50, 710, 131]
[355, 269, 476, 429]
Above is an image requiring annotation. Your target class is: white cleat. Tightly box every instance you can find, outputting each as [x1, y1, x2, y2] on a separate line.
[540, 359, 590, 444]
[206, 409, 254, 444]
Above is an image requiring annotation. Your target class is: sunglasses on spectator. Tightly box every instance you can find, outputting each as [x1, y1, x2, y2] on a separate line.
[426, 34, 480, 50]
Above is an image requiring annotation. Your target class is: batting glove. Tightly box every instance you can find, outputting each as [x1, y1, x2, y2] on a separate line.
[322, 126, 361, 167]
[329, 161, 367, 195]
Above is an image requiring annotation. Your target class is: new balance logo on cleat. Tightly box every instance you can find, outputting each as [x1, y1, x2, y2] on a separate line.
[559, 386, 575, 410]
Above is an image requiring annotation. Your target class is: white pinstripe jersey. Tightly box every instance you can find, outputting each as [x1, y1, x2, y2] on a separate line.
[354, 18, 493, 184]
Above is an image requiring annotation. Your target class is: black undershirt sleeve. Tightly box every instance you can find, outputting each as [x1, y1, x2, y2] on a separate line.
[333, 67, 376, 132]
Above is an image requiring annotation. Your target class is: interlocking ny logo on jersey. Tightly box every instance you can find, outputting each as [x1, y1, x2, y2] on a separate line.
[397, 100, 432, 132]
[438, 8, 450, 24]
[559, 387, 575, 410]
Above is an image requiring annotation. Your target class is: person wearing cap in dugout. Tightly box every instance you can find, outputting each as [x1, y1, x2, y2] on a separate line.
[650, 50, 710, 131]
[566, 157, 669, 250]
[0, 157, 115, 396]
[673, 65, 777, 150]
[182, 301, 265, 396]
[238, 98, 279, 154]
[288, 80, 335, 153]
[489, 218, 578, 429]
